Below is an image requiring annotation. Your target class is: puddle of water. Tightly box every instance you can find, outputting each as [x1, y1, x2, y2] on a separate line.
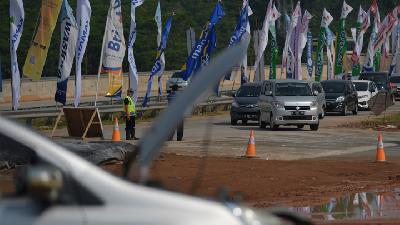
[286, 189, 400, 221]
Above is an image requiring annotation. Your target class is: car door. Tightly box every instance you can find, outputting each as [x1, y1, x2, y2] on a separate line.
[259, 81, 273, 122]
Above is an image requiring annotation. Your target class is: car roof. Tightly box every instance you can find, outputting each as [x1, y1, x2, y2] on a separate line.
[352, 80, 370, 83]
[265, 79, 309, 84]
[241, 82, 262, 87]
[321, 80, 351, 83]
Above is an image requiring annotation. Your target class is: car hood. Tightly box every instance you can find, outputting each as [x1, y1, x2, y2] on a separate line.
[274, 96, 317, 103]
[357, 91, 370, 97]
[234, 96, 259, 105]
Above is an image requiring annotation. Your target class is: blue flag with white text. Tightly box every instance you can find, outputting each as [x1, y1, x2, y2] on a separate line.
[142, 16, 173, 107]
[183, 1, 225, 81]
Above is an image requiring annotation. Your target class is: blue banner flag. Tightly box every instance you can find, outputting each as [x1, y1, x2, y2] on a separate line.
[183, 1, 225, 81]
[142, 16, 173, 107]
[306, 31, 313, 80]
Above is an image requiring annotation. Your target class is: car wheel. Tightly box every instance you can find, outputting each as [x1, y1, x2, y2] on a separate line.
[319, 106, 326, 119]
[231, 119, 237, 125]
[297, 125, 304, 129]
[352, 104, 358, 115]
[259, 116, 266, 129]
[341, 104, 347, 116]
[242, 119, 248, 125]
[310, 123, 319, 131]
[270, 114, 279, 130]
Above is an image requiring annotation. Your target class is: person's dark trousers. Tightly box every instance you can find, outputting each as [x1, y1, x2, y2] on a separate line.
[125, 115, 136, 140]
[177, 121, 184, 141]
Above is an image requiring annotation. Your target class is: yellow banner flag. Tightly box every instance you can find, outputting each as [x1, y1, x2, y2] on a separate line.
[23, 0, 62, 81]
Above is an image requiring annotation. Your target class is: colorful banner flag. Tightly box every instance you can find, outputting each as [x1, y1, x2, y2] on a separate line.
[10, 0, 24, 110]
[351, 6, 370, 79]
[100, 0, 126, 98]
[315, 9, 333, 81]
[281, 14, 291, 78]
[183, 1, 225, 81]
[74, 0, 91, 107]
[326, 27, 335, 80]
[389, 6, 400, 75]
[283, 1, 301, 79]
[224, 3, 248, 81]
[241, 0, 253, 83]
[269, 4, 281, 80]
[290, 2, 302, 79]
[364, 0, 379, 72]
[142, 16, 173, 107]
[334, 0, 353, 75]
[155, 1, 165, 97]
[128, 0, 144, 103]
[253, 0, 273, 73]
[23, 0, 62, 81]
[55, 0, 78, 105]
[297, 10, 312, 80]
[306, 31, 313, 80]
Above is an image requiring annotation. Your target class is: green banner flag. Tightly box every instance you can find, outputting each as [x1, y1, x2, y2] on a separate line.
[334, 1, 353, 75]
[315, 28, 326, 82]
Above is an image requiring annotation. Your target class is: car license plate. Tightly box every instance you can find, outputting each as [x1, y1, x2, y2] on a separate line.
[292, 111, 304, 116]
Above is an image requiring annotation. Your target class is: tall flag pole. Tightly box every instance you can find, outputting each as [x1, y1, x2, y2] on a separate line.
[389, 5, 400, 75]
[269, 4, 281, 80]
[74, 0, 91, 107]
[351, 6, 370, 80]
[183, 1, 225, 81]
[142, 16, 173, 107]
[55, 0, 78, 106]
[296, 10, 312, 80]
[224, 1, 250, 81]
[315, 9, 333, 81]
[334, 1, 353, 76]
[282, 1, 301, 79]
[364, 0, 379, 72]
[128, 0, 144, 103]
[155, 1, 165, 97]
[10, 0, 24, 111]
[253, 0, 273, 74]
[23, 0, 62, 81]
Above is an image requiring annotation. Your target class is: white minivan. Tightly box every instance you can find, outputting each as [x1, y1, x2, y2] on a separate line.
[352, 80, 378, 110]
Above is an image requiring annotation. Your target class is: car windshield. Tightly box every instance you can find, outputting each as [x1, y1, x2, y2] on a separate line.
[354, 82, 368, 91]
[360, 73, 387, 84]
[275, 83, 312, 96]
[390, 76, 400, 83]
[171, 72, 184, 78]
[322, 82, 345, 93]
[236, 86, 261, 97]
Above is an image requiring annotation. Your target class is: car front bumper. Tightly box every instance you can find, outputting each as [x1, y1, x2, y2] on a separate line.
[272, 107, 319, 125]
[230, 107, 260, 121]
[326, 101, 346, 112]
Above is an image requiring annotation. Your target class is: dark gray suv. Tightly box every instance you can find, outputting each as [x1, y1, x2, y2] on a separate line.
[230, 83, 262, 125]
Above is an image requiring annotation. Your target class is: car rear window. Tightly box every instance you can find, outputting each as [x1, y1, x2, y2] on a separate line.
[275, 83, 312, 96]
[390, 76, 400, 83]
[321, 82, 345, 93]
[236, 86, 261, 97]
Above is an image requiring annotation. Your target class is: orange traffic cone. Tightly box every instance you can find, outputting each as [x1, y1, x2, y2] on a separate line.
[376, 133, 386, 162]
[112, 117, 121, 142]
[245, 130, 256, 158]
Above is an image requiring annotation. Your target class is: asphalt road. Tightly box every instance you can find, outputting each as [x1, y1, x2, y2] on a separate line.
[61, 101, 400, 161]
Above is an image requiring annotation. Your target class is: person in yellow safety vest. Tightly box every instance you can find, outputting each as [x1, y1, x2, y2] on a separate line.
[124, 88, 139, 140]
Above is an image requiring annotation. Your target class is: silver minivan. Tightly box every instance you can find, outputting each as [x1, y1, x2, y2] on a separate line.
[258, 80, 320, 131]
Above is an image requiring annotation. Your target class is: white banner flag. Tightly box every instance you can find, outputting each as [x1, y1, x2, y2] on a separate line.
[297, 10, 312, 80]
[155, 1, 165, 96]
[74, 0, 91, 107]
[253, 0, 273, 71]
[55, 0, 78, 105]
[10, 0, 24, 111]
[128, 0, 144, 103]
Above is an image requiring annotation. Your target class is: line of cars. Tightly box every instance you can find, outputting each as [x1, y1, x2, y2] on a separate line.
[230, 73, 400, 131]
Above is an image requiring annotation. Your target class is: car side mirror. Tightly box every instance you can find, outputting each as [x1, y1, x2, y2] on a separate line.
[24, 166, 63, 204]
[313, 91, 319, 96]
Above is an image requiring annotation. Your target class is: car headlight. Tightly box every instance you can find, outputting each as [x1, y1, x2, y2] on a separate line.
[232, 101, 240, 107]
[336, 96, 345, 102]
[310, 101, 317, 107]
[226, 203, 282, 225]
[273, 101, 284, 108]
